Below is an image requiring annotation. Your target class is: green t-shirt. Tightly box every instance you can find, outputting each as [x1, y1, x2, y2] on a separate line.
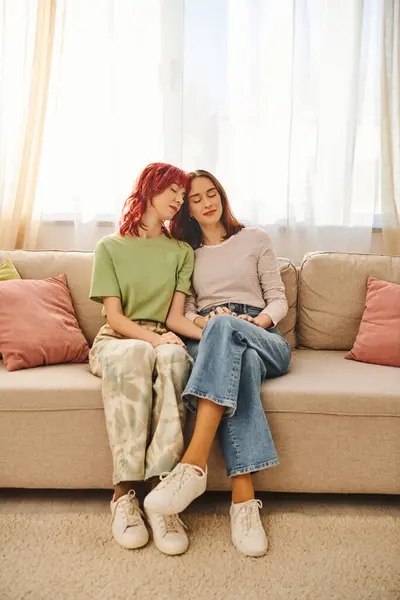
[90, 233, 194, 323]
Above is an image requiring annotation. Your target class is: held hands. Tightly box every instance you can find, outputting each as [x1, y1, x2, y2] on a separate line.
[152, 331, 186, 348]
[204, 306, 273, 329]
[237, 313, 273, 329]
[203, 305, 236, 323]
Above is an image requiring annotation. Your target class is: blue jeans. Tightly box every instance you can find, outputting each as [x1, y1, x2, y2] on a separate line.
[183, 304, 291, 477]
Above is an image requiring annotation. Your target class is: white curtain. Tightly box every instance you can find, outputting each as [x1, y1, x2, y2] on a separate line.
[0, 0, 55, 249]
[381, 0, 400, 255]
[33, 0, 185, 249]
[3, 0, 387, 256]
[181, 0, 382, 256]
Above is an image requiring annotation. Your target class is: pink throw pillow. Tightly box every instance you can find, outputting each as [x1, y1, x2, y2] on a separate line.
[345, 276, 400, 367]
[0, 274, 89, 371]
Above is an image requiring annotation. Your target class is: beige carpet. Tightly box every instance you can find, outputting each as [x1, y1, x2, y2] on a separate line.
[1, 506, 399, 600]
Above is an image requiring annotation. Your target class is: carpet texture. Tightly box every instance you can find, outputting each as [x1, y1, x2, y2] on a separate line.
[1, 510, 399, 600]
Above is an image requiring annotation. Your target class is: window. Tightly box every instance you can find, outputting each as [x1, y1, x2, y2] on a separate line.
[31, 0, 382, 229]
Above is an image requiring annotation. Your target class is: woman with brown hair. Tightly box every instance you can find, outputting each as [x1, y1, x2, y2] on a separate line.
[145, 169, 291, 557]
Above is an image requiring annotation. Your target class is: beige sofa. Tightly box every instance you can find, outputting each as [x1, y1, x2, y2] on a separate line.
[0, 250, 399, 494]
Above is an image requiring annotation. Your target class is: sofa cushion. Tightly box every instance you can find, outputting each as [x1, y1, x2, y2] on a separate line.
[297, 252, 400, 350]
[276, 258, 297, 348]
[0, 362, 101, 410]
[0, 259, 21, 281]
[260, 349, 400, 416]
[1, 350, 398, 417]
[0, 274, 90, 371]
[346, 277, 400, 367]
[0, 251, 104, 346]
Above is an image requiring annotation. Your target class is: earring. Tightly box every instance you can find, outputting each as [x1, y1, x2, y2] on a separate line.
[189, 215, 194, 221]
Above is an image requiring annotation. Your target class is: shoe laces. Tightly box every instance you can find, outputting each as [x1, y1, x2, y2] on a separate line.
[237, 499, 263, 535]
[159, 464, 201, 495]
[152, 513, 188, 537]
[116, 490, 144, 528]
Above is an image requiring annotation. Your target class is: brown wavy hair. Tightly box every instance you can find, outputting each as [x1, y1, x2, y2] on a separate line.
[170, 170, 244, 249]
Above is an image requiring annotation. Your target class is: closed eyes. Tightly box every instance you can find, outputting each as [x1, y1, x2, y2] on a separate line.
[189, 188, 217, 202]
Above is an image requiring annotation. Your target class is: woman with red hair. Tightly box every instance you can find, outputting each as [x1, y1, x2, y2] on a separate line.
[89, 163, 202, 556]
[145, 170, 291, 557]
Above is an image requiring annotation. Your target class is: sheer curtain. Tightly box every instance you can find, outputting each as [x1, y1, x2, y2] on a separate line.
[181, 0, 382, 257]
[34, 0, 185, 249]
[0, 0, 55, 249]
[381, 0, 400, 255]
[2, 0, 392, 256]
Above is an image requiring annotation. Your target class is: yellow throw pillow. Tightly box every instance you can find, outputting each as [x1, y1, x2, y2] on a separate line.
[0, 259, 21, 361]
[0, 259, 21, 281]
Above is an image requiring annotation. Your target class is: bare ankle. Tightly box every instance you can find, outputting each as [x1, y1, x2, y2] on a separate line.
[113, 481, 136, 502]
[181, 457, 207, 471]
[232, 491, 255, 504]
[231, 473, 255, 504]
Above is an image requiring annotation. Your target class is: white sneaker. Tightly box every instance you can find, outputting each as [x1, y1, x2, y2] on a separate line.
[144, 463, 208, 515]
[110, 490, 149, 549]
[230, 499, 268, 557]
[145, 509, 189, 556]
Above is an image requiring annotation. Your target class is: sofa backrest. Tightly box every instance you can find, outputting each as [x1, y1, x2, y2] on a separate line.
[276, 258, 297, 348]
[297, 252, 400, 350]
[1, 251, 298, 348]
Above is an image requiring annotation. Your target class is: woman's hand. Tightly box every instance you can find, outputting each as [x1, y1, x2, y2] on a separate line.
[237, 314, 255, 323]
[201, 307, 273, 330]
[152, 332, 186, 348]
[253, 314, 273, 329]
[237, 313, 273, 329]
[215, 306, 236, 316]
[204, 306, 236, 324]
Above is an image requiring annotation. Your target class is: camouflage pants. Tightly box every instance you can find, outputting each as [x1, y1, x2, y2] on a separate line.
[89, 323, 193, 485]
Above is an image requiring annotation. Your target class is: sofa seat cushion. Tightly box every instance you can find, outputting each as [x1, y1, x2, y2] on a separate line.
[0, 362, 102, 411]
[1, 350, 398, 418]
[261, 349, 400, 417]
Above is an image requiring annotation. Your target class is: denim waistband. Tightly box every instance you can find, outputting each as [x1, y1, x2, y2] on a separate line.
[199, 303, 263, 317]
